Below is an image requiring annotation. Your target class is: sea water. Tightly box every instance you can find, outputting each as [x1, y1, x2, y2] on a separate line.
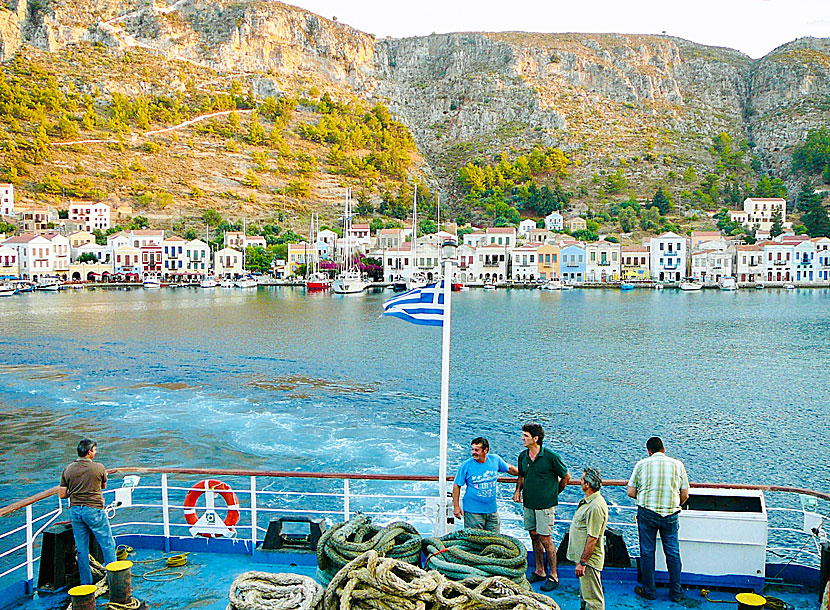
[1, 286, 829, 508]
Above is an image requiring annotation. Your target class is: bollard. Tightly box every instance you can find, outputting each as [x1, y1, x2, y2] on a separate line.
[736, 592, 766, 610]
[106, 560, 133, 604]
[67, 584, 97, 610]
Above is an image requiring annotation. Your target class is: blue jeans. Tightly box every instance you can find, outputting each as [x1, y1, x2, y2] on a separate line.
[69, 505, 116, 585]
[637, 506, 682, 599]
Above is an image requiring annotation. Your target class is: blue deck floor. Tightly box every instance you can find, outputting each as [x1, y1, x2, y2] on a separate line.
[15, 547, 823, 610]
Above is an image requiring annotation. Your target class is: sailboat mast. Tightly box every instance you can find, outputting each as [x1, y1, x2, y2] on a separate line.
[412, 187, 418, 274]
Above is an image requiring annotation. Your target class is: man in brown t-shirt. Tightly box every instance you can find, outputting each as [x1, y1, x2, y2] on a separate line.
[58, 439, 116, 584]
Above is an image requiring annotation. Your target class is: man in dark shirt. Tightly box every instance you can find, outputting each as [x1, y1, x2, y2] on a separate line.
[513, 423, 570, 592]
[58, 439, 116, 584]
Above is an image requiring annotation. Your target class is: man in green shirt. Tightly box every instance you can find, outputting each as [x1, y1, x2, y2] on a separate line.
[567, 467, 609, 610]
[513, 422, 570, 592]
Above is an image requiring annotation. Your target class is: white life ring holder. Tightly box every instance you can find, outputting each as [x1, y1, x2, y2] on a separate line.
[182, 479, 240, 538]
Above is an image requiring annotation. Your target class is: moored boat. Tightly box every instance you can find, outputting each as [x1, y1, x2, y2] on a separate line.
[620, 282, 634, 291]
[541, 279, 562, 291]
[719, 276, 738, 291]
[36, 277, 62, 291]
[306, 272, 331, 291]
[142, 275, 161, 289]
[234, 275, 257, 288]
[679, 278, 703, 291]
[199, 276, 218, 288]
[220, 277, 235, 288]
[783, 283, 795, 290]
[0, 282, 16, 297]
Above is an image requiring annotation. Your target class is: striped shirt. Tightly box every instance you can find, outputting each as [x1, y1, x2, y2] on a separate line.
[628, 452, 689, 516]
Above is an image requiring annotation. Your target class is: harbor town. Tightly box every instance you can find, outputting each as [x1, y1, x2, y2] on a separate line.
[1, 186, 828, 292]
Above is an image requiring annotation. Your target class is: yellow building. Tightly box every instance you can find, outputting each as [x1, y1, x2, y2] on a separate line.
[621, 246, 650, 280]
[287, 242, 313, 275]
[565, 217, 587, 232]
[536, 243, 560, 280]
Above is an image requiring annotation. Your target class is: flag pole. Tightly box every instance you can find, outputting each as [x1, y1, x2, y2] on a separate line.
[437, 240, 455, 536]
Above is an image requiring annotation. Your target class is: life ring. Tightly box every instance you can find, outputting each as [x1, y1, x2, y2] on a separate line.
[183, 479, 240, 538]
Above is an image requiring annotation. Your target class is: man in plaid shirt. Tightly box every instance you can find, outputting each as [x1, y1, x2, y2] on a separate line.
[627, 436, 689, 602]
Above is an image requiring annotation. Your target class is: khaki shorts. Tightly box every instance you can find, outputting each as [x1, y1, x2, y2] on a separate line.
[523, 506, 556, 536]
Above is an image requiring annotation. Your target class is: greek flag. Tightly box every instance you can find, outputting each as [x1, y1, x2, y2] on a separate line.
[382, 282, 445, 326]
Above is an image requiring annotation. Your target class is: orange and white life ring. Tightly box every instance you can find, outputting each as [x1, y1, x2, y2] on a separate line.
[182, 479, 240, 538]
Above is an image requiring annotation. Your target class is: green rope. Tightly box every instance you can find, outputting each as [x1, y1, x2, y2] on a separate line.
[423, 529, 529, 585]
[316, 515, 422, 585]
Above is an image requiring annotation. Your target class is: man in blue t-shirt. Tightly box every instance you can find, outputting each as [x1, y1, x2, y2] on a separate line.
[452, 437, 519, 532]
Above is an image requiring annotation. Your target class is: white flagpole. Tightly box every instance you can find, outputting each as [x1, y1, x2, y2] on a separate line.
[437, 251, 453, 535]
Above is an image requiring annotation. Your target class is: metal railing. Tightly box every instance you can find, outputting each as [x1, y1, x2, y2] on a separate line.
[0, 470, 827, 595]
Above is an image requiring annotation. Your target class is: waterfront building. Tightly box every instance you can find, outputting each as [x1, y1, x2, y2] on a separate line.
[74, 242, 110, 264]
[536, 243, 560, 281]
[130, 229, 164, 249]
[376, 228, 406, 250]
[44, 232, 71, 280]
[214, 247, 242, 277]
[0, 244, 19, 279]
[0, 183, 14, 217]
[485, 227, 516, 247]
[528, 228, 554, 244]
[544, 211, 564, 232]
[107, 231, 130, 251]
[69, 260, 113, 282]
[472, 244, 510, 283]
[383, 242, 412, 282]
[68, 231, 96, 256]
[585, 240, 621, 282]
[462, 231, 485, 247]
[793, 240, 815, 283]
[735, 244, 764, 284]
[621, 245, 650, 281]
[68, 201, 111, 232]
[162, 236, 188, 277]
[813, 237, 830, 282]
[287, 242, 312, 275]
[349, 223, 371, 248]
[140, 243, 163, 278]
[455, 243, 476, 284]
[565, 217, 587, 232]
[518, 219, 537, 239]
[649, 232, 686, 282]
[246, 235, 267, 249]
[3, 233, 54, 280]
[690, 244, 734, 284]
[317, 229, 338, 252]
[415, 241, 442, 281]
[511, 243, 539, 281]
[315, 237, 331, 261]
[690, 230, 723, 250]
[185, 239, 210, 276]
[559, 242, 586, 283]
[224, 232, 245, 249]
[762, 241, 795, 283]
[113, 244, 141, 277]
[19, 208, 52, 234]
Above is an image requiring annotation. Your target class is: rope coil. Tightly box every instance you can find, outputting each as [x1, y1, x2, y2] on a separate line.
[227, 572, 324, 610]
[423, 529, 529, 584]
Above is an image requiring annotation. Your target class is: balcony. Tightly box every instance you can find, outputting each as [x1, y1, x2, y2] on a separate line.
[662, 261, 681, 270]
[597, 261, 610, 266]
[773, 260, 788, 266]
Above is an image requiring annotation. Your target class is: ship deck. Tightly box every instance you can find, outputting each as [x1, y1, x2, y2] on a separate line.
[14, 545, 824, 610]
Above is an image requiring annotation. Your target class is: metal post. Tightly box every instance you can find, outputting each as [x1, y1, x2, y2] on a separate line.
[250, 476, 258, 555]
[343, 480, 350, 521]
[437, 256, 454, 536]
[25, 505, 33, 593]
[161, 474, 171, 552]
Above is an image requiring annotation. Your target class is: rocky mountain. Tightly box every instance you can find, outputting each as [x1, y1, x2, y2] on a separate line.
[1, 0, 828, 224]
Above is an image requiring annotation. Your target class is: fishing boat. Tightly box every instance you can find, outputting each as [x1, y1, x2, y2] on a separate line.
[234, 275, 257, 289]
[142, 275, 161, 289]
[483, 278, 496, 290]
[719, 277, 738, 291]
[15, 281, 34, 293]
[679, 278, 703, 291]
[0, 470, 826, 610]
[35, 276, 62, 291]
[332, 189, 368, 295]
[620, 282, 634, 291]
[0, 282, 16, 297]
[391, 274, 408, 292]
[783, 283, 795, 290]
[220, 277, 235, 288]
[540, 279, 562, 291]
[199, 276, 218, 288]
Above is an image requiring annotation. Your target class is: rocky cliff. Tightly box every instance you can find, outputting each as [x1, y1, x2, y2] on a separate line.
[2, 0, 829, 201]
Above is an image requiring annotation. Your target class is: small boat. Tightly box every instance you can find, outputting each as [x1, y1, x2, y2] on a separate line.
[391, 275, 408, 292]
[679, 279, 703, 291]
[541, 279, 562, 291]
[306, 272, 331, 291]
[220, 278, 235, 288]
[783, 283, 795, 290]
[483, 279, 496, 290]
[0, 282, 17, 297]
[15, 281, 34, 293]
[332, 270, 368, 294]
[235, 275, 258, 289]
[719, 277, 738, 291]
[36, 277, 62, 291]
[405, 271, 429, 291]
[654, 282, 664, 290]
[199, 276, 218, 288]
[620, 282, 634, 291]
[451, 282, 464, 292]
[142, 275, 161, 289]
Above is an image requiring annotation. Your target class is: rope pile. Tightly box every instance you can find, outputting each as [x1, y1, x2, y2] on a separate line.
[227, 572, 324, 610]
[323, 549, 559, 610]
[316, 515, 421, 585]
[423, 529, 529, 584]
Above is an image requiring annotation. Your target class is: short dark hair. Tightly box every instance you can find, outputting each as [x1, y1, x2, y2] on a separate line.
[522, 423, 544, 445]
[471, 437, 489, 451]
[77, 439, 97, 457]
[646, 436, 664, 453]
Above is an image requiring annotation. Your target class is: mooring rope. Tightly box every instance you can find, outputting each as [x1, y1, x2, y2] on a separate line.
[423, 529, 529, 584]
[323, 550, 559, 610]
[227, 572, 324, 610]
[316, 514, 422, 584]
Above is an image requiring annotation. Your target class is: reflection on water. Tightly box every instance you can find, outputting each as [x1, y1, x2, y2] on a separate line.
[0, 287, 829, 507]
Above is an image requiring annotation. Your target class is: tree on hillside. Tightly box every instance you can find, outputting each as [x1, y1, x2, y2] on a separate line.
[651, 186, 672, 215]
[755, 174, 787, 199]
[797, 183, 830, 237]
[202, 209, 223, 227]
[618, 207, 637, 232]
[770, 209, 784, 238]
[245, 246, 273, 273]
[640, 206, 660, 231]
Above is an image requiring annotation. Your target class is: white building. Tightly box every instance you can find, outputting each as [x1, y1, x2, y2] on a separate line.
[44, 232, 71, 279]
[511, 244, 539, 281]
[130, 229, 164, 248]
[544, 211, 564, 232]
[736, 197, 790, 233]
[349, 223, 372, 248]
[376, 228, 406, 250]
[485, 227, 516, 247]
[471, 244, 509, 284]
[690, 245, 734, 284]
[68, 201, 111, 232]
[383, 242, 413, 282]
[214, 247, 242, 277]
[462, 231, 485, 247]
[735, 244, 765, 285]
[0, 183, 13, 217]
[793, 240, 816, 283]
[107, 231, 130, 252]
[762, 241, 794, 284]
[649, 232, 686, 282]
[162, 236, 188, 277]
[518, 219, 537, 239]
[0, 244, 19, 278]
[813, 237, 830, 283]
[185, 239, 210, 275]
[585, 240, 621, 282]
[3, 233, 54, 279]
[74, 242, 110, 264]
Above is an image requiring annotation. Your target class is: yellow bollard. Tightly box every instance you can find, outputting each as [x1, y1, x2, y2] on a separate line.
[105, 560, 134, 604]
[67, 584, 97, 610]
[736, 592, 766, 610]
